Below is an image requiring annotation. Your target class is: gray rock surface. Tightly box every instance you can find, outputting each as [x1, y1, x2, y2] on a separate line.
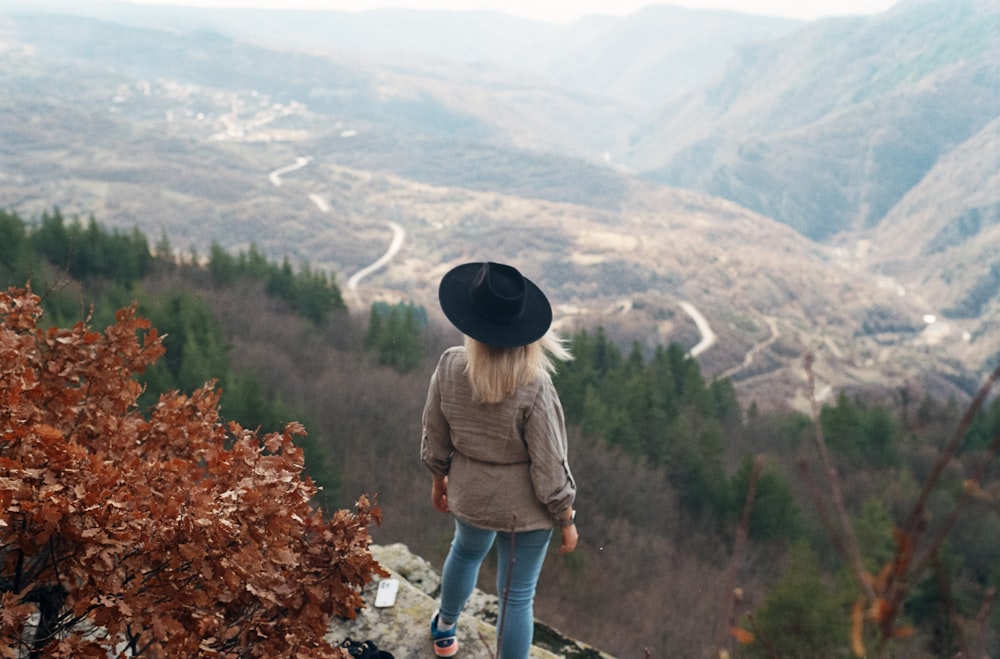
[326, 544, 611, 658]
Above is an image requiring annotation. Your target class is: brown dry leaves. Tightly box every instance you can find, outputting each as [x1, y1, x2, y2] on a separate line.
[0, 287, 383, 657]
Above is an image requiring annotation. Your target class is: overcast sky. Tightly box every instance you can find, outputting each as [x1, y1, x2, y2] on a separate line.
[118, 0, 901, 22]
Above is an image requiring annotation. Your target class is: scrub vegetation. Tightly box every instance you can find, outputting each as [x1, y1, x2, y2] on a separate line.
[2, 209, 998, 657]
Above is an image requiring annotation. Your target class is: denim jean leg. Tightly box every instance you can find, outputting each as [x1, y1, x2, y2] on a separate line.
[495, 528, 553, 659]
[439, 519, 497, 624]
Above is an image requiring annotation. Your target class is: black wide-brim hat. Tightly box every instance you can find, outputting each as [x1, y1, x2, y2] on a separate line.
[438, 262, 552, 347]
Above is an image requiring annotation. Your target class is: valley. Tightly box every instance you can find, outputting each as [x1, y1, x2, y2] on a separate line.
[0, 1, 997, 412]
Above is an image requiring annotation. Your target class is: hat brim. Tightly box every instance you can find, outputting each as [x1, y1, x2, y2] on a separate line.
[438, 263, 552, 347]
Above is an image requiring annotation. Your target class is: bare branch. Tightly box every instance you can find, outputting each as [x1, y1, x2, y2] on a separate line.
[716, 455, 763, 655]
[910, 427, 1000, 579]
[902, 361, 1000, 540]
[969, 587, 997, 659]
[802, 352, 876, 603]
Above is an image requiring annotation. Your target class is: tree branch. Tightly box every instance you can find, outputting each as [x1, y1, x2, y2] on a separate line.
[803, 352, 876, 603]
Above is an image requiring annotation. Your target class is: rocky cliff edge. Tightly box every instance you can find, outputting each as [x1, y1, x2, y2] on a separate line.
[326, 543, 613, 658]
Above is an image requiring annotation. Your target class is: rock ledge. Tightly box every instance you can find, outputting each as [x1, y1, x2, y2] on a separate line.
[326, 543, 612, 658]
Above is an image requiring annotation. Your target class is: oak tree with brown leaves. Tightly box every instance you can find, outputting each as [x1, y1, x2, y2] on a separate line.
[0, 287, 384, 658]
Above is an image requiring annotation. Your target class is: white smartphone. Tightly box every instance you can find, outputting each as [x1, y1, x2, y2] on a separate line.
[374, 578, 399, 608]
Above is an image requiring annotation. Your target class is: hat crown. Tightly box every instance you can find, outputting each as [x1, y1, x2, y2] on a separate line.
[470, 262, 526, 325]
[438, 260, 551, 347]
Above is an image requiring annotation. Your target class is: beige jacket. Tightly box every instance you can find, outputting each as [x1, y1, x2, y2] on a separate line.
[421, 346, 576, 532]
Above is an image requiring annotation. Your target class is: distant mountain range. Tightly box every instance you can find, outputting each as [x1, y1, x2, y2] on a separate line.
[5, 1, 799, 106]
[1, 0, 997, 409]
[633, 0, 999, 238]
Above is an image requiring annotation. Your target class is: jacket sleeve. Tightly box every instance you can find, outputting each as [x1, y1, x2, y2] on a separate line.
[420, 356, 454, 477]
[523, 377, 576, 523]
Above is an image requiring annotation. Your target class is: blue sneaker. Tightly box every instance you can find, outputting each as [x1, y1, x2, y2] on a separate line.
[430, 612, 458, 657]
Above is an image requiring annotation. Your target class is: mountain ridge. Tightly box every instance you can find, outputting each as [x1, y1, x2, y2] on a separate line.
[1, 2, 996, 409]
[7, 1, 800, 106]
[632, 0, 999, 238]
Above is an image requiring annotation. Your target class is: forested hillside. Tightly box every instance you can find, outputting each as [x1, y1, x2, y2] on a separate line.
[3, 208, 998, 657]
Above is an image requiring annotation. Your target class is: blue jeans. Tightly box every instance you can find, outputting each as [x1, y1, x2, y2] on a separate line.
[439, 518, 553, 659]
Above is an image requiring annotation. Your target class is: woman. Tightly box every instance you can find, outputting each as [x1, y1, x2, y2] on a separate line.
[421, 261, 578, 658]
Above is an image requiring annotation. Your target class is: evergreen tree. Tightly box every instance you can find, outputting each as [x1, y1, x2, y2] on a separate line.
[854, 498, 896, 572]
[629, 368, 671, 462]
[28, 210, 150, 285]
[552, 328, 623, 421]
[965, 393, 1000, 449]
[240, 243, 271, 280]
[580, 384, 611, 441]
[221, 371, 296, 436]
[154, 229, 175, 265]
[664, 414, 728, 517]
[0, 209, 27, 270]
[729, 455, 802, 543]
[208, 241, 238, 285]
[290, 263, 344, 324]
[141, 292, 230, 399]
[821, 394, 901, 466]
[364, 301, 426, 372]
[267, 256, 296, 301]
[0, 209, 38, 284]
[709, 377, 742, 426]
[905, 551, 966, 658]
[125, 225, 153, 282]
[745, 541, 851, 658]
[364, 305, 384, 352]
[30, 207, 70, 268]
[648, 345, 681, 421]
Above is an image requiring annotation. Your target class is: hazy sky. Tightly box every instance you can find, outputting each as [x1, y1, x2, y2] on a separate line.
[118, 0, 901, 22]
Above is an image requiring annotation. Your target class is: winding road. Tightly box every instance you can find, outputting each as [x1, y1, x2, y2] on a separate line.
[267, 156, 768, 376]
[346, 221, 406, 293]
[308, 193, 330, 213]
[679, 301, 718, 358]
[268, 156, 310, 187]
[266, 157, 406, 304]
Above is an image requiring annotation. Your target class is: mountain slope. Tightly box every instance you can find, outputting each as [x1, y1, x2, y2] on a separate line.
[631, 0, 1000, 241]
[854, 116, 1000, 368]
[0, 7, 993, 408]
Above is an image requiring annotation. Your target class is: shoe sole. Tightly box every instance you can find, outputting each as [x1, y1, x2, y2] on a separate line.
[434, 639, 458, 658]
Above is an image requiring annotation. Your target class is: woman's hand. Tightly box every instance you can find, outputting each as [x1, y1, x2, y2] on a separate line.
[558, 523, 578, 554]
[557, 509, 577, 553]
[431, 475, 450, 514]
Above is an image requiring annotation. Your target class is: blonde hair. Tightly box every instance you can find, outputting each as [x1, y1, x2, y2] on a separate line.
[464, 331, 572, 404]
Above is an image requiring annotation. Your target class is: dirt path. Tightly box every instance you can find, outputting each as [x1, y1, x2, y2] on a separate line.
[719, 316, 780, 379]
